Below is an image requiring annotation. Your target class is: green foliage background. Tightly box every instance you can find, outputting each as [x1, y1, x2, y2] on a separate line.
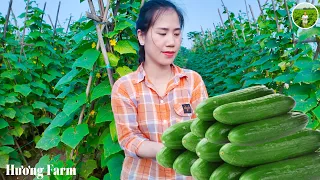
[0, 0, 320, 179]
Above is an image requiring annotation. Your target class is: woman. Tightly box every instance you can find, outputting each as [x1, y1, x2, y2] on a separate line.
[302, 11, 308, 28]
[111, 0, 208, 179]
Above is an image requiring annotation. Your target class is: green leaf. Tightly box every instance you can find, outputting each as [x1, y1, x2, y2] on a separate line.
[104, 134, 122, 158]
[114, 40, 137, 54]
[274, 73, 296, 83]
[293, 56, 313, 70]
[11, 123, 24, 137]
[32, 101, 48, 109]
[73, 49, 100, 70]
[293, 70, 320, 84]
[1, 70, 18, 79]
[0, 119, 9, 129]
[14, 84, 32, 96]
[39, 56, 53, 67]
[116, 66, 133, 77]
[91, 80, 111, 101]
[3, 108, 16, 119]
[114, 21, 134, 31]
[299, 27, 320, 41]
[0, 134, 14, 145]
[31, 81, 47, 90]
[110, 120, 118, 142]
[243, 78, 273, 87]
[16, 112, 34, 124]
[0, 155, 9, 168]
[45, 106, 59, 115]
[0, 97, 4, 106]
[107, 52, 120, 67]
[63, 93, 87, 116]
[312, 106, 320, 122]
[42, 74, 56, 83]
[249, 56, 271, 67]
[79, 160, 97, 179]
[61, 124, 89, 149]
[5, 96, 20, 104]
[3, 53, 18, 62]
[35, 155, 50, 173]
[0, 146, 14, 155]
[294, 96, 318, 113]
[45, 112, 72, 132]
[72, 25, 95, 44]
[54, 68, 79, 89]
[105, 31, 118, 38]
[36, 133, 60, 151]
[96, 104, 114, 124]
[88, 176, 100, 180]
[106, 154, 124, 180]
[34, 117, 52, 126]
[23, 150, 32, 158]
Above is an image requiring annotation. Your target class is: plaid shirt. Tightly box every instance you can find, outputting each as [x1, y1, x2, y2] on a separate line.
[111, 62, 208, 180]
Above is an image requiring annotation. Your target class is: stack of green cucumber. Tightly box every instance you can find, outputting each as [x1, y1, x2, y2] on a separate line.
[156, 85, 320, 180]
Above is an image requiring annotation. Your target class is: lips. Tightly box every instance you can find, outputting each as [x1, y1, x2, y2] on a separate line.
[162, 51, 175, 57]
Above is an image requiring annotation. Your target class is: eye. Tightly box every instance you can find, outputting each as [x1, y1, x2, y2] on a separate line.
[159, 33, 166, 36]
[174, 33, 180, 36]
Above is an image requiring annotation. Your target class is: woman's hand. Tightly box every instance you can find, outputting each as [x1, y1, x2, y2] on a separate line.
[136, 141, 164, 159]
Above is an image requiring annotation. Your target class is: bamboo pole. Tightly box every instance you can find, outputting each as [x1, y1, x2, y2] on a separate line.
[39, 2, 46, 32]
[53, 1, 61, 36]
[66, 15, 72, 33]
[271, 0, 280, 32]
[249, 4, 260, 34]
[284, 0, 295, 46]
[218, 8, 226, 29]
[98, 0, 104, 16]
[48, 15, 54, 28]
[238, 13, 246, 42]
[10, 8, 20, 40]
[3, 0, 13, 39]
[19, 0, 30, 62]
[244, 0, 252, 29]
[225, 7, 239, 39]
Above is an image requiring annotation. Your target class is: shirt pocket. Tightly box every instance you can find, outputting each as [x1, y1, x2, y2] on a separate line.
[173, 99, 193, 118]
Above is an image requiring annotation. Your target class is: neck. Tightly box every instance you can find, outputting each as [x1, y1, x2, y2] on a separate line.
[143, 60, 173, 80]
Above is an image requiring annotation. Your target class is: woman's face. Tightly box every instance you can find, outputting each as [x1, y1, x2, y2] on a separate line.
[138, 8, 182, 66]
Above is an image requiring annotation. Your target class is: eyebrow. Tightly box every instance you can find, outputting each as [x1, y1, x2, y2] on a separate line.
[155, 27, 181, 31]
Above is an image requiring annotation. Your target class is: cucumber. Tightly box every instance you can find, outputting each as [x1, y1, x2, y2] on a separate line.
[162, 120, 193, 149]
[191, 158, 221, 180]
[205, 122, 234, 144]
[182, 132, 202, 152]
[213, 93, 296, 125]
[196, 138, 223, 162]
[228, 112, 308, 145]
[156, 147, 185, 168]
[220, 129, 320, 167]
[195, 85, 274, 121]
[240, 153, 320, 180]
[173, 150, 198, 176]
[190, 118, 215, 138]
[210, 163, 247, 180]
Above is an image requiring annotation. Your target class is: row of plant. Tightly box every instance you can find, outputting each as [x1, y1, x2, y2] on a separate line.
[186, 1, 320, 130]
[0, 0, 144, 179]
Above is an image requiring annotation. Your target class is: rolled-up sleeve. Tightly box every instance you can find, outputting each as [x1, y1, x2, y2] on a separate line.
[111, 81, 149, 158]
[190, 73, 208, 118]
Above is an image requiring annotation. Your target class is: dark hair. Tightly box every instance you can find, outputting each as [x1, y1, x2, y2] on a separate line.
[136, 0, 185, 64]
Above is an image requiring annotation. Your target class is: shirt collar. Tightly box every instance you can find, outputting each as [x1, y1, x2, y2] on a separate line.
[134, 62, 187, 84]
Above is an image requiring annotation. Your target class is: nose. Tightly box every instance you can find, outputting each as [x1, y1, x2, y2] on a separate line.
[166, 33, 176, 47]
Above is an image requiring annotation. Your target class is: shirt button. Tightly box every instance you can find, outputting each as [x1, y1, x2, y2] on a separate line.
[160, 100, 164, 103]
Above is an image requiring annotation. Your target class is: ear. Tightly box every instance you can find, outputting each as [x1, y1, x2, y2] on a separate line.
[137, 29, 146, 46]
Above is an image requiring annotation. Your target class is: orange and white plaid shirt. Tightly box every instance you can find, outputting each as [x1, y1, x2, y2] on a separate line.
[111, 62, 208, 180]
